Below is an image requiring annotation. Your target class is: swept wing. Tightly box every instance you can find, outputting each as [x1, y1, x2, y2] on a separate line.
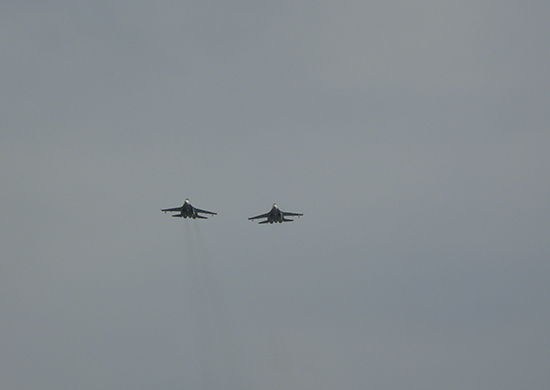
[161, 206, 183, 213]
[194, 207, 217, 216]
[282, 211, 303, 217]
[248, 212, 270, 221]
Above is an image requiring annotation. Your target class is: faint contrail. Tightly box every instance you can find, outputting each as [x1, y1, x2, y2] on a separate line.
[182, 220, 211, 388]
[179, 221, 243, 389]
[193, 222, 240, 389]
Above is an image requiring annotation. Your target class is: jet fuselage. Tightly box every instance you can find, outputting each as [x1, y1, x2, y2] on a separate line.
[248, 203, 302, 224]
[161, 199, 216, 219]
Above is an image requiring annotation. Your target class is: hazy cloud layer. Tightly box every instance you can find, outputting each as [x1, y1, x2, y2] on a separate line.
[1, 2, 549, 389]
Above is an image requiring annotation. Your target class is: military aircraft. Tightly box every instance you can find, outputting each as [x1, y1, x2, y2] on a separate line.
[161, 198, 217, 219]
[248, 203, 303, 224]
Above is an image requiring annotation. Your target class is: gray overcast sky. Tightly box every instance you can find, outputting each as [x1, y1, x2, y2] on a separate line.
[1, 1, 549, 389]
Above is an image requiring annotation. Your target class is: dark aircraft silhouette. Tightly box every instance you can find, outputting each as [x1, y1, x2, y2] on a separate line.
[248, 203, 303, 224]
[161, 198, 217, 219]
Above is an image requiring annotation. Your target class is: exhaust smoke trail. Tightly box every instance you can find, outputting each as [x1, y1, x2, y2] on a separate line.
[181, 221, 244, 390]
[182, 220, 209, 388]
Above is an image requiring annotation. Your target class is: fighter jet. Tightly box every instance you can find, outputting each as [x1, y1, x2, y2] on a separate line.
[161, 198, 217, 219]
[248, 203, 303, 224]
